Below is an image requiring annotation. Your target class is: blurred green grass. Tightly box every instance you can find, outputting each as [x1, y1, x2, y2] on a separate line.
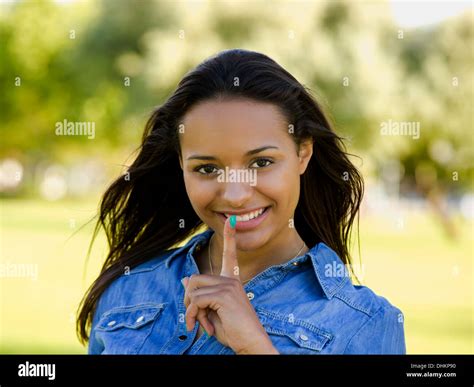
[0, 198, 472, 354]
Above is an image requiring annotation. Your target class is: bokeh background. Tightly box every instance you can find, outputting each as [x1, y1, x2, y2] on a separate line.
[0, 0, 472, 354]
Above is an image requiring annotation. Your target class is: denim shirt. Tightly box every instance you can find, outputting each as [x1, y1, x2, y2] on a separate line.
[88, 228, 406, 355]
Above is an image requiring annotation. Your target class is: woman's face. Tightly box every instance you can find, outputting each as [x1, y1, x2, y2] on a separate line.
[179, 98, 313, 250]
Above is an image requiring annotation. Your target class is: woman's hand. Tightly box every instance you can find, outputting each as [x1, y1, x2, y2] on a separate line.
[182, 216, 278, 354]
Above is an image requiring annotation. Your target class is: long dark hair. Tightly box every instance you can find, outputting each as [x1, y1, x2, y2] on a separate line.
[77, 49, 363, 344]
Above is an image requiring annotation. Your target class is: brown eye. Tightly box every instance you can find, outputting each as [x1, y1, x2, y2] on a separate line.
[195, 165, 219, 175]
[250, 158, 273, 169]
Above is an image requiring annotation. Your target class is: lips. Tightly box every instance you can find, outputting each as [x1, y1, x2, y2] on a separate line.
[223, 207, 267, 221]
[215, 206, 271, 230]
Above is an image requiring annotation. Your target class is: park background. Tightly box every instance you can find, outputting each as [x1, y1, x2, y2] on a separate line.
[0, 0, 472, 354]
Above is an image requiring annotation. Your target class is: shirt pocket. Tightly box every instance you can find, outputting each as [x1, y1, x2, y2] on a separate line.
[218, 307, 333, 355]
[95, 302, 166, 354]
[256, 307, 333, 354]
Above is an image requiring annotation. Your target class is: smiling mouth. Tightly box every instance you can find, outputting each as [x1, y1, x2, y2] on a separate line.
[218, 206, 270, 222]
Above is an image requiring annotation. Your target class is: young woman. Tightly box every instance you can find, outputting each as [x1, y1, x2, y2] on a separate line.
[77, 49, 406, 355]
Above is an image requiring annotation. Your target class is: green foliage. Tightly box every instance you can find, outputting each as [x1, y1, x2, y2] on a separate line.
[0, 1, 472, 192]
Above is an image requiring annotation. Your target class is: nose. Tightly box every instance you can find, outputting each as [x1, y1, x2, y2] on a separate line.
[219, 179, 254, 208]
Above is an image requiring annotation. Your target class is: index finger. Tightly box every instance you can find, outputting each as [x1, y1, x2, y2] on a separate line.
[220, 215, 240, 279]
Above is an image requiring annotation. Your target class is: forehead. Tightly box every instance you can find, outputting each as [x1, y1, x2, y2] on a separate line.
[179, 99, 289, 152]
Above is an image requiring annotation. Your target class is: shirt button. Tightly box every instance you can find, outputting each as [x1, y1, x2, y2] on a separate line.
[107, 320, 116, 327]
[246, 292, 255, 301]
[299, 334, 309, 341]
[136, 316, 144, 323]
[293, 262, 299, 266]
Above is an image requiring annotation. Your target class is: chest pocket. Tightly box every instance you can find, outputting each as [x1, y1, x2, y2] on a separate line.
[95, 303, 166, 354]
[218, 307, 333, 355]
[258, 307, 333, 354]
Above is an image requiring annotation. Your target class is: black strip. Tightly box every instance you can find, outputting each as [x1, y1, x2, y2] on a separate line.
[0, 354, 471, 385]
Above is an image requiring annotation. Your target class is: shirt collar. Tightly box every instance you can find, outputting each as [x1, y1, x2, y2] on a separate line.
[165, 228, 350, 299]
[165, 228, 212, 269]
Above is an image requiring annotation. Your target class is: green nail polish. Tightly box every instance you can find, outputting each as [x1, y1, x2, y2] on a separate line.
[230, 215, 236, 228]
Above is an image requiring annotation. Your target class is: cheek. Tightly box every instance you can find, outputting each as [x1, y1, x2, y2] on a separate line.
[257, 164, 300, 210]
[183, 175, 216, 211]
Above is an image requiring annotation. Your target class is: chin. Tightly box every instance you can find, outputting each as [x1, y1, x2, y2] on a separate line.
[234, 230, 272, 250]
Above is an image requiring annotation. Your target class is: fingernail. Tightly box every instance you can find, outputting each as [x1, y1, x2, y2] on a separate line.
[181, 277, 187, 287]
[229, 215, 236, 229]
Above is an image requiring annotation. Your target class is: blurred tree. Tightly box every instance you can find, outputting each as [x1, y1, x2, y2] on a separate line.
[0, 0, 472, 233]
[0, 0, 176, 158]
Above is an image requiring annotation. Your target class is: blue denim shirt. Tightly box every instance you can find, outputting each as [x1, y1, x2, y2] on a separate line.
[88, 228, 406, 354]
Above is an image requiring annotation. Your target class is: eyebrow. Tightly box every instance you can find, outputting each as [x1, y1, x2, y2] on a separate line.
[186, 146, 279, 161]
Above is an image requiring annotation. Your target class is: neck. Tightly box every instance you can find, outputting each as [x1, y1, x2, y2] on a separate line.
[208, 227, 308, 282]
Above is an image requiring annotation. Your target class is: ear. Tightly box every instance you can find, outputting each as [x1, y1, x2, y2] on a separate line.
[297, 139, 313, 175]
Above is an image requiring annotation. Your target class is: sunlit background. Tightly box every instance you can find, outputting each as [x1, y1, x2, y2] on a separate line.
[0, 0, 472, 354]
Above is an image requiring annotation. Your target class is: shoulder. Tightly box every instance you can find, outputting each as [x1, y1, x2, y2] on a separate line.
[311, 242, 403, 318]
[305, 242, 406, 353]
[336, 281, 403, 319]
[93, 230, 209, 317]
[334, 282, 406, 354]
[91, 249, 173, 318]
[97, 246, 184, 310]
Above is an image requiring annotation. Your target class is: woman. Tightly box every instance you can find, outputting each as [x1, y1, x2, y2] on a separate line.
[77, 49, 406, 354]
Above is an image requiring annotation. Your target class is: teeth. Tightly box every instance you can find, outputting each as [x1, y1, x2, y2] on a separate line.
[225, 207, 265, 222]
